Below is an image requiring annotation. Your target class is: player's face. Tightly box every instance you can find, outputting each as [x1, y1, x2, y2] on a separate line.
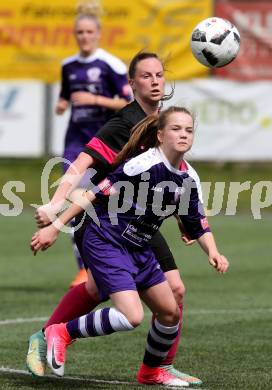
[158, 112, 194, 157]
[130, 58, 165, 103]
[75, 18, 100, 56]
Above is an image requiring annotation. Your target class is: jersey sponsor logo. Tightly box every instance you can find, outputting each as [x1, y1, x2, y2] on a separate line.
[69, 74, 77, 80]
[151, 186, 163, 192]
[201, 217, 209, 230]
[174, 187, 186, 201]
[98, 178, 112, 196]
[87, 67, 101, 82]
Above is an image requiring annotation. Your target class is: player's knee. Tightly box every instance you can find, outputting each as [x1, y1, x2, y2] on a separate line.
[158, 303, 180, 326]
[170, 281, 186, 304]
[85, 281, 101, 304]
[126, 309, 144, 328]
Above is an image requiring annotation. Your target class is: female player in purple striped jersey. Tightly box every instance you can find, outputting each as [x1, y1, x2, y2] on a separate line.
[27, 52, 202, 385]
[31, 107, 229, 387]
[56, 0, 131, 287]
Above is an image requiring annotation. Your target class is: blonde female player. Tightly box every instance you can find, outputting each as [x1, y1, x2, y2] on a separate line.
[31, 106, 229, 386]
[56, 0, 131, 287]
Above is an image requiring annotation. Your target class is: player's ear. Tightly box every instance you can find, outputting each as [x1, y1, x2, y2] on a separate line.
[129, 78, 135, 91]
[157, 129, 164, 143]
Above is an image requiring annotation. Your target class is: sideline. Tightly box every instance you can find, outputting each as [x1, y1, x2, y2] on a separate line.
[1, 308, 272, 327]
[0, 366, 206, 389]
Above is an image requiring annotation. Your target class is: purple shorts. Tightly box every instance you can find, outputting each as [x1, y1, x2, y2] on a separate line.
[82, 222, 166, 301]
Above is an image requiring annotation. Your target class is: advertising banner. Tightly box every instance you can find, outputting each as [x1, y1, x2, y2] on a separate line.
[50, 82, 70, 156]
[215, 0, 272, 80]
[0, 81, 44, 156]
[0, 0, 211, 82]
[165, 79, 272, 161]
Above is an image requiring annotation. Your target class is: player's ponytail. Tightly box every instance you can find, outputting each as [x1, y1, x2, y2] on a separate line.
[113, 115, 159, 167]
[113, 106, 194, 167]
[75, 0, 103, 29]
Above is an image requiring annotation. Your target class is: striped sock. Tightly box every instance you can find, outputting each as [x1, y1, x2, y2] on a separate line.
[66, 307, 134, 339]
[143, 319, 179, 367]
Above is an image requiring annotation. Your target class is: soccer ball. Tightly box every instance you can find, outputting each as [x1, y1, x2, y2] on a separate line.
[190, 17, 240, 68]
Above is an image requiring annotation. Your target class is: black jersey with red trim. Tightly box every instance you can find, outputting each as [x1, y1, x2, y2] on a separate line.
[84, 100, 146, 174]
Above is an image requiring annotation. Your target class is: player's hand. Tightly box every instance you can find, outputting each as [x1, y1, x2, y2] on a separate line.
[208, 253, 229, 274]
[181, 234, 196, 246]
[71, 92, 97, 106]
[35, 203, 57, 228]
[30, 225, 59, 256]
[55, 98, 69, 115]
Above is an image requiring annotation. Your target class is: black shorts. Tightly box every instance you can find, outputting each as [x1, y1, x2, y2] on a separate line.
[149, 230, 177, 272]
[74, 214, 177, 273]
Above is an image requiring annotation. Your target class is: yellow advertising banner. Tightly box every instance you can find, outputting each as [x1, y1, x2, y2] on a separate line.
[0, 0, 211, 82]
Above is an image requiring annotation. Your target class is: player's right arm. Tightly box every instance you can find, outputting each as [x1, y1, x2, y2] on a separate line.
[55, 97, 69, 115]
[55, 64, 70, 115]
[32, 188, 96, 255]
[36, 152, 95, 227]
[36, 109, 131, 227]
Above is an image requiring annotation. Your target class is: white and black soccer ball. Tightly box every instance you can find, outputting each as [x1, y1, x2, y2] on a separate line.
[190, 17, 240, 68]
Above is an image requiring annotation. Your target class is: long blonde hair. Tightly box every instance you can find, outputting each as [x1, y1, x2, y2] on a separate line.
[113, 106, 194, 167]
[75, 1, 103, 29]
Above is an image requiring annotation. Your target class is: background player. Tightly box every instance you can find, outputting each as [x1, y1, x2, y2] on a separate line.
[56, 0, 131, 287]
[31, 106, 229, 386]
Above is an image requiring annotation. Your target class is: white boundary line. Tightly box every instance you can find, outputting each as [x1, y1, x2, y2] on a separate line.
[0, 317, 47, 326]
[1, 308, 272, 327]
[0, 366, 203, 389]
[0, 366, 138, 386]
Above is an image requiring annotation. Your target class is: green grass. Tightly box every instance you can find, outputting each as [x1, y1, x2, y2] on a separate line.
[0, 212, 271, 389]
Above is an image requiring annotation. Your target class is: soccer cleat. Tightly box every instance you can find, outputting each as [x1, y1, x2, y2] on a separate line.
[137, 363, 189, 387]
[70, 269, 88, 288]
[26, 329, 47, 377]
[45, 323, 73, 377]
[160, 365, 203, 386]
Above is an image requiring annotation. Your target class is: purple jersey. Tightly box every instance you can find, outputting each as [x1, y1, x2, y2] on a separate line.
[92, 147, 210, 248]
[60, 48, 131, 166]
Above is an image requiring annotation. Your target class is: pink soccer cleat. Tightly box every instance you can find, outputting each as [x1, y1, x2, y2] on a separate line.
[45, 323, 73, 377]
[137, 363, 189, 387]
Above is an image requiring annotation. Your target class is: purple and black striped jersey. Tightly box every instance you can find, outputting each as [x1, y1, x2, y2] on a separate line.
[61, 48, 131, 126]
[60, 48, 131, 167]
[92, 147, 210, 248]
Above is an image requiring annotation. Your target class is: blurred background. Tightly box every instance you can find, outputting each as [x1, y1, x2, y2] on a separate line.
[1, 0, 272, 214]
[1, 0, 272, 162]
[0, 2, 272, 389]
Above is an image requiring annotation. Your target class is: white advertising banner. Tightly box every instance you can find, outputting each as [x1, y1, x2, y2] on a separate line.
[50, 83, 70, 156]
[0, 81, 44, 157]
[165, 79, 272, 161]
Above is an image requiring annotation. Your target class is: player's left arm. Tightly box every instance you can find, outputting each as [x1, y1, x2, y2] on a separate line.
[197, 232, 229, 274]
[178, 179, 229, 273]
[174, 214, 196, 246]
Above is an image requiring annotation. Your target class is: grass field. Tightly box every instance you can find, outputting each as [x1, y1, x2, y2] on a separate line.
[0, 209, 271, 390]
[1, 159, 271, 389]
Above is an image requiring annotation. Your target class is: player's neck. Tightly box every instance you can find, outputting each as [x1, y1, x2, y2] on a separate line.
[136, 98, 160, 116]
[159, 146, 184, 169]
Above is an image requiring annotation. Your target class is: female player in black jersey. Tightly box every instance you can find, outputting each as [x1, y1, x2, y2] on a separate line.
[27, 52, 201, 385]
